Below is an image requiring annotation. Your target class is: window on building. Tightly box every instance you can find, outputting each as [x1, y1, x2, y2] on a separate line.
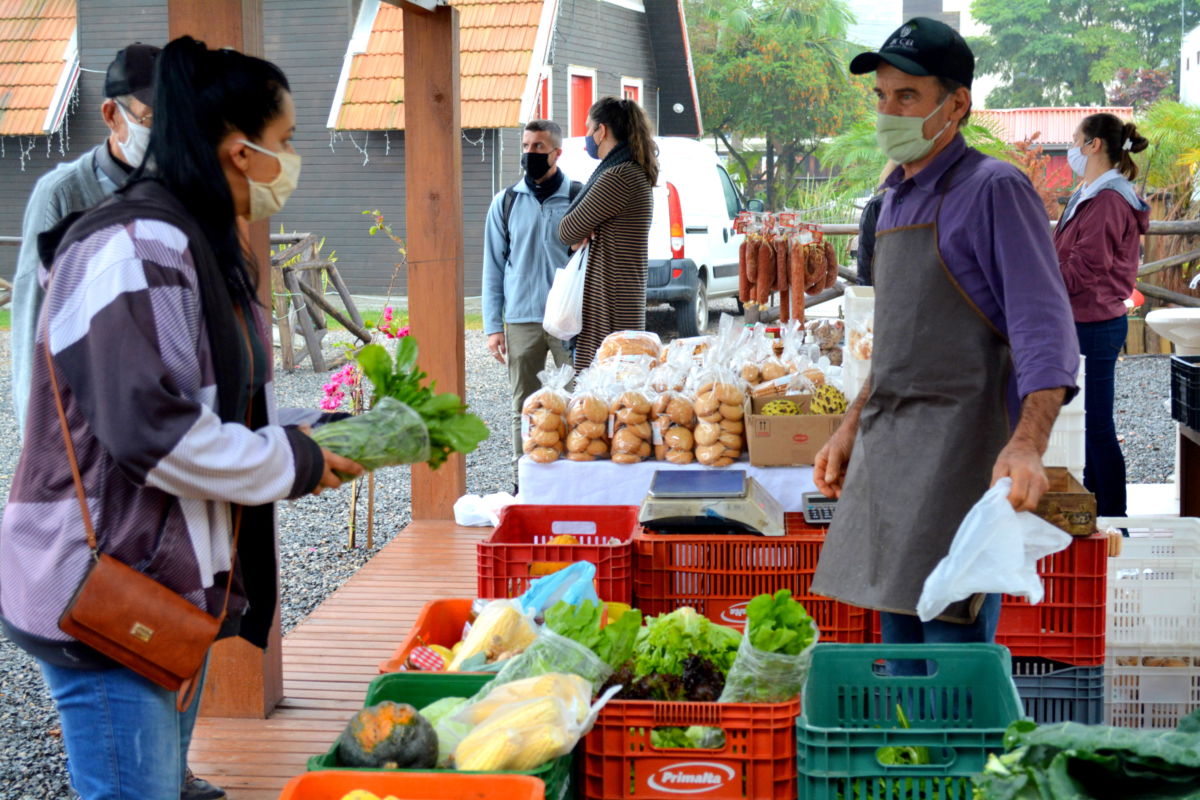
[621, 77, 643, 104]
[568, 68, 596, 137]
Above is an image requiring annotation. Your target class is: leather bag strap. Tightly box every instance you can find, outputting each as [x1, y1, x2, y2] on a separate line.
[42, 310, 257, 625]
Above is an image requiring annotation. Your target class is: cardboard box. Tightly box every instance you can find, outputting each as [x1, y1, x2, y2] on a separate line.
[1035, 467, 1097, 536]
[745, 394, 844, 467]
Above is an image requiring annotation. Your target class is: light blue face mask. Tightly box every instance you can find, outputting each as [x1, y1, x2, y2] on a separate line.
[875, 96, 952, 165]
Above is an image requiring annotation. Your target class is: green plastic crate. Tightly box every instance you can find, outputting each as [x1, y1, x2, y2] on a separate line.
[796, 644, 1025, 800]
[307, 672, 573, 800]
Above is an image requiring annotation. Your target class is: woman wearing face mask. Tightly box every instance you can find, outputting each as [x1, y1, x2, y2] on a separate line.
[1053, 114, 1150, 518]
[558, 97, 658, 370]
[0, 36, 362, 800]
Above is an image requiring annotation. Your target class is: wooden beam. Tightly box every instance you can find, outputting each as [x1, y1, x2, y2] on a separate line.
[1137, 281, 1200, 308]
[404, 4, 466, 520]
[1138, 246, 1200, 277]
[168, 0, 283, 721]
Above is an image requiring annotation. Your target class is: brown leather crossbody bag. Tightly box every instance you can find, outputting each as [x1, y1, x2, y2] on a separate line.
[46, 320, 253, 711]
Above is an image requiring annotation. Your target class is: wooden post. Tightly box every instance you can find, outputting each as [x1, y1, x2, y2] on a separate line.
[168, 0, 283, 719]
[404, 3, 466, 520]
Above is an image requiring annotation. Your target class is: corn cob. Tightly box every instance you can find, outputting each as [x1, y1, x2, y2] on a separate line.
[507, 723, 571, 771]
[455, 727, 523, 771]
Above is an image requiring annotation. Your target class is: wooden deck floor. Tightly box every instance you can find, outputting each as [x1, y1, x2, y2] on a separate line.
[188, 520, 486, 799]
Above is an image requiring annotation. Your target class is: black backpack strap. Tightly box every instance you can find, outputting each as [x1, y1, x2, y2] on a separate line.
[568, 180, 582, 201]
[500, 185, 518, 264]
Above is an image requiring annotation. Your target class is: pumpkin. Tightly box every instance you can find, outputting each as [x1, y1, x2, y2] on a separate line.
[336, 701, 437, 769]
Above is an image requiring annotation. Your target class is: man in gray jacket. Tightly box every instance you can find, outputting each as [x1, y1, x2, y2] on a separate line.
[482, 119, 580, 474]
[11, 43, 157, 437]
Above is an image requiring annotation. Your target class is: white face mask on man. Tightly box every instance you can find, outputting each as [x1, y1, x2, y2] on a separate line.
[115, 103, 151, 168]
[239, 139, 302, 221]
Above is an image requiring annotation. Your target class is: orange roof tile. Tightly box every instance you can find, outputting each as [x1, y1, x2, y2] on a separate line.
[0, 0, 77, 136]
[974, 107, 1135, 147]
[334, 0, 543, 131]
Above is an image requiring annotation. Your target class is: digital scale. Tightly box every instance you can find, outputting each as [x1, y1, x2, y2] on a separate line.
[637, 469, 786, 536]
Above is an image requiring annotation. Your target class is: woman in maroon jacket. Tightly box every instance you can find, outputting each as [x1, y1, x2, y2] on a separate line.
[1054, 113, 1150, 517]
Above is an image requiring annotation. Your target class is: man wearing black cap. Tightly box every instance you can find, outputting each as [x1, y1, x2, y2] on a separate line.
[812, 18, 1080, 659]
[11, 44, 157, 437]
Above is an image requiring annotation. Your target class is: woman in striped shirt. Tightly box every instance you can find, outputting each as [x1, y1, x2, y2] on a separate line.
[559, 97, 658, 369]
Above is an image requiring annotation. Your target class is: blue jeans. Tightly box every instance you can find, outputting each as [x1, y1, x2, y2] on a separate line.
[880, 593, 1002, 676]
[1076, 317, 1128, 517]
[38, 659, 207, 799]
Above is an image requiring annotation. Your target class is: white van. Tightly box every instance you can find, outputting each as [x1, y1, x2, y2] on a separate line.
[556, 136, 756, 336]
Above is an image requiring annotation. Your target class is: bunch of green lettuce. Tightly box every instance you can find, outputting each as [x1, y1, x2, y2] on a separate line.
[973, 711, 1200, 799]
[544, 600, 643, 670]
[633, 607, 741, 678]
[745, 589, 816, 655]
[312, 338, 488, 472]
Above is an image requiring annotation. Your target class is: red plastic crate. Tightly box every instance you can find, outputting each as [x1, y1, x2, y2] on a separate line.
[278, 769, 546, 799]
[583, 697, 800, 799]
[632, 515, 868, 641]
[868, 534, 1107, 665]
[379, 598, 476, 674]
[477, 505, 637, 604]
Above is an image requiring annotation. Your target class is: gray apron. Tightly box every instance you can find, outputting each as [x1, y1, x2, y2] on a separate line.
[811, 162, 1012, 624]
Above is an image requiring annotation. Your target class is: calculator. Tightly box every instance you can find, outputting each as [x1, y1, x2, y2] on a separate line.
[802, 492, 837, 525]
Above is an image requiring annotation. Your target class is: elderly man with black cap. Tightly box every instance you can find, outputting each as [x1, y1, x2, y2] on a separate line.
[11, 44, 159, 437]
[811, 18, 1080, 662]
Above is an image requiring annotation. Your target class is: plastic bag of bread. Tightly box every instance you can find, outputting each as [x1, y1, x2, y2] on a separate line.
[847, 318, 873, 362]
[564, 369, 611, 462]
[806, 319, 845, 367]
[594, 354, 655, 388]
[690, 315, 747, 467]
[595, 330, 663, 366]
[521, 364, 573, 464]
[651, 386, 696, 464]
[608, 377, 655, 464]
[664, 335, 712, 368]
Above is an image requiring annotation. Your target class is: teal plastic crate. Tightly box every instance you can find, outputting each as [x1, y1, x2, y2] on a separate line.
[796, 644, 1025, 800]
[307, 672, 573, 800]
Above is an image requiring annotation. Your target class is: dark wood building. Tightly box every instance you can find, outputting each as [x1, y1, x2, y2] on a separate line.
[0, 0, 701, 296]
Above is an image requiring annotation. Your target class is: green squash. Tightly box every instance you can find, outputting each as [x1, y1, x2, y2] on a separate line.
[336, 701, 438, 769]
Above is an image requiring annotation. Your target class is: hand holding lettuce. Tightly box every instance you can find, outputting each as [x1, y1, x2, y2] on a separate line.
[311, 339, 489, 474]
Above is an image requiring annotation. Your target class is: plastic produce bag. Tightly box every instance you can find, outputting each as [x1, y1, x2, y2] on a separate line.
[515, 561, 601, 617]
[477, 627, 614, 696]
[718, 626, 820, 704]
[451, 674, 620, 772]
[916, 478, 1073, 622]
[310, 396, 430, 473]
[445, 599, 537, 671]
[522, 364, 573, 464]
[452, 492, 517, 527]
[543, 245, 588, 340]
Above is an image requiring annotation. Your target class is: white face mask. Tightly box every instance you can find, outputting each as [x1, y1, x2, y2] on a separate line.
[115, 103, 151, 168]
[1067, 143, 1091, 177]
[239, 139, 302, 221]
[875, 96, 953, 165]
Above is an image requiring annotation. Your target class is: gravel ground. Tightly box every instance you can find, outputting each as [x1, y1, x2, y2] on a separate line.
[0, 305, 1178, 798]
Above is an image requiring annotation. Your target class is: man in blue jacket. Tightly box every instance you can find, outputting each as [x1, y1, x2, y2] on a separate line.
[11, 43, 158, 439]
[482, 119, 580, 474]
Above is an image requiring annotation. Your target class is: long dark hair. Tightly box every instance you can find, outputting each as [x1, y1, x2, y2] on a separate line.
[141, 36, 291, 305]
[1080, 113, 1149, 180]
[589, 96, 659, 186]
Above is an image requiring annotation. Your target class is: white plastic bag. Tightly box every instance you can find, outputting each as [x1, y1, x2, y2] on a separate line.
[452, 492, 517, 527]
[917, 478, 1073, 622]
[543, 245, 588, 340]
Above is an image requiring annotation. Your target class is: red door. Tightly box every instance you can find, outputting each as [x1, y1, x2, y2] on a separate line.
[570, 74, 593, 136]
[536, 75, 550, 119]
[622, 84, 639, 103]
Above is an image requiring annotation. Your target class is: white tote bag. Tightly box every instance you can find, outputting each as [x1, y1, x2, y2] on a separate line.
[543, 245, 588, 340]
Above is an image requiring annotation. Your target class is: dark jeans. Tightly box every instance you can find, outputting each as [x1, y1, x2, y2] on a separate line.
[880, 593, 1001, 676]
[1076, 317, 1128, 518]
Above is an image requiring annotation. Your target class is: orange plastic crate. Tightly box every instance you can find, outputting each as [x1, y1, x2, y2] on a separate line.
[278, 769, 545, 799]
[378, 598, 476, 674]
[477, 505, 637, 603]
[583, 697, 800, 799]
[632, 515, 867, 640]
[868, 534, 1107, 665]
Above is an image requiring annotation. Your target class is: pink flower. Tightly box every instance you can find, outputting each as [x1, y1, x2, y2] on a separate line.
[319, 396, 342, 411]
[396, 325, 410, 338]
[383, 306, 394, 322]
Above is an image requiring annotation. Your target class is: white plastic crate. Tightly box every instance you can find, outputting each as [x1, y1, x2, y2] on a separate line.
[1100, 516, 1200, 648]
[1105, 644, 1200, 729]
[843, 286, 874, 402]
[1044, 407, 1084, 478]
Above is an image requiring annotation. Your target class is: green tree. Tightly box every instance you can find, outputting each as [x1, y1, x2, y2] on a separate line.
[969, 0, 1200, 107]
[686, 0, 872, 208]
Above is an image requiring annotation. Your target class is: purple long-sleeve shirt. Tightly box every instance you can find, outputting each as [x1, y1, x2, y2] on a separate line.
[877, 134, 1080, 425]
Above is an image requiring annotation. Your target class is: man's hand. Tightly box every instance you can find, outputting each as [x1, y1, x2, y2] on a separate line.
[314, 448, 364, 495]
[991, 440, 1048, 511]
[814, 424, 856, 499]
[487, 332, 507, 364]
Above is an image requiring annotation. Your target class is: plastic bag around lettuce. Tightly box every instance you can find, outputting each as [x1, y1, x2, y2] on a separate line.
[916, 478, 1073, 622]
[310, 396, 430, 475]
[718, 625, 820, 704]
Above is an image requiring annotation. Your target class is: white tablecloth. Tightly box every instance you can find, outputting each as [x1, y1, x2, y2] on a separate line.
[517, 457, 816, 512]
